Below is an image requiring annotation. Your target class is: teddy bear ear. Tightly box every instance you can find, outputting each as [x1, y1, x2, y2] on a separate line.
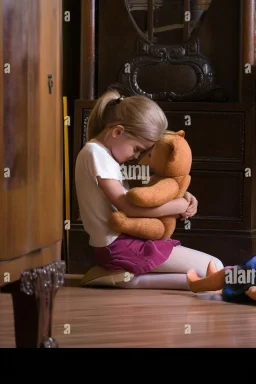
[176, 130, 185, 138]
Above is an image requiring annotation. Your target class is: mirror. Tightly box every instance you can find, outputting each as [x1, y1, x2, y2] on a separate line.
[125, 0, 213, 44]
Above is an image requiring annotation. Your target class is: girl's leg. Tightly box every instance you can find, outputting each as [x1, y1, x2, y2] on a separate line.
[115, 245, 224, 290]
[149, 245, 224, 276]
[115, 272, 191, 290]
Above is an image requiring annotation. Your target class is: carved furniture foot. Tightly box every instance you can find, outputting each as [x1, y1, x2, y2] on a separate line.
[2, 261, 65, 348]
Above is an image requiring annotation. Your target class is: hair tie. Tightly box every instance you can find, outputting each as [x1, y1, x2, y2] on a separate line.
[116, 95, 125, 104]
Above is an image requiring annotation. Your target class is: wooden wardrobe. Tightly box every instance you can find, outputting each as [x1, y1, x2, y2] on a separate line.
[0, 0, 64, 348]
[69, 0, 256, 272]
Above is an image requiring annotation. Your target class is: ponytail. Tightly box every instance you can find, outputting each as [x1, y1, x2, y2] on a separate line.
[86, 89, 121, 141]
[86, 89, 168, 143]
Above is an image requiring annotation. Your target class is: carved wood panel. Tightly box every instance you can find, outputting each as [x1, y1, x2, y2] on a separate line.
[163, 111, 245, 165]
[183, 170, 243, 222]
[95, 0, 240, 101]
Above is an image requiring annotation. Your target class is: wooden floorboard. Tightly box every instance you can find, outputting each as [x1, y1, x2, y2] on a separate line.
[1, 286, 256, 348]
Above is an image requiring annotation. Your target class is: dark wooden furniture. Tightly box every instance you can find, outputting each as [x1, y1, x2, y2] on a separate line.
[0, 0, 65, 348]
[69, 0, 256, 272]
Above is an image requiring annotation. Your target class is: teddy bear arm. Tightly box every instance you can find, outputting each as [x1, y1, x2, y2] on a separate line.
[108, 211, 165, 239]
[127, 178, 179, 208]
[173, 175, 191, 198]
[159, 216, 177, 239]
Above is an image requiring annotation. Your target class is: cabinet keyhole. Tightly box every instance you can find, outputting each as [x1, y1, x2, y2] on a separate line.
[48, 74, 53, 94]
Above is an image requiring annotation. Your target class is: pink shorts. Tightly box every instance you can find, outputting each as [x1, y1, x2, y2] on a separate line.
[93, 233, 181, 275]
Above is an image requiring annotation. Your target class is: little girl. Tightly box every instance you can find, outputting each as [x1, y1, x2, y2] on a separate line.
[75, 89, 224, 290]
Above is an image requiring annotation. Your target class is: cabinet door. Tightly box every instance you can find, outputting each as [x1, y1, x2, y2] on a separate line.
[1, 0, 63, 262]
[35, 0, 63, 247]
[0, 0, 3, 258]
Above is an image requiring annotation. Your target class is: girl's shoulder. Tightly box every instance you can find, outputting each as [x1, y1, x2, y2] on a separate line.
[83, 139, 113, 159]
[77, 139, 123, 181]
[78, 140, 117, 170]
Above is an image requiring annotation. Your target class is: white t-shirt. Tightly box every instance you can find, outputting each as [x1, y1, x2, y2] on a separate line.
[75, 139, 129, 247]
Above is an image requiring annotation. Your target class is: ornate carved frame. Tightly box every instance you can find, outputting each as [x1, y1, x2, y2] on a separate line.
[110, 0, 227, 102]
[80, 0, 255, 103]
[112, 37, 227, 101]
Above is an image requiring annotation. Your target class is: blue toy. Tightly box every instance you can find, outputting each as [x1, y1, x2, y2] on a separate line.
[186, 256, 256, 303]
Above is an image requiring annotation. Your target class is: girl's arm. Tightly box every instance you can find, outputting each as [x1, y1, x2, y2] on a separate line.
[97, 177, 189, 218]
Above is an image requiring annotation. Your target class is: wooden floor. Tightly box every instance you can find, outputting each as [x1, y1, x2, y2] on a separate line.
[1, 283, 256, 348]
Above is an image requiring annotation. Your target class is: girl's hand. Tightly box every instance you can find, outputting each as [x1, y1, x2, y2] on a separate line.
[180, 191, 198, 221]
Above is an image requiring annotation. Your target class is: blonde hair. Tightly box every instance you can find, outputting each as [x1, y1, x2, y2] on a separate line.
[86, 89, 168, 142]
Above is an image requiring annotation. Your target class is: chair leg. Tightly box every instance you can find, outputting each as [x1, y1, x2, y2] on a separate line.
[2, 260, 65, 348]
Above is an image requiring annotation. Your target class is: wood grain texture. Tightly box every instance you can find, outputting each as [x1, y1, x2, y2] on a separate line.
[80, 0, 95, 99]
[2, 286, 256, 348]
[0, 240, 62, 287]
[1, 0, 63, 262]
[0, 0, 3, 257]
[242, 0, 255, 65]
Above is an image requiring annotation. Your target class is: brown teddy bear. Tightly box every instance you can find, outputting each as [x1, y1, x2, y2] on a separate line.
[108, 130, 192, 240]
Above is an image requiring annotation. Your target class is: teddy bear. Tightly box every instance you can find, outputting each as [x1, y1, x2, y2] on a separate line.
[107, 129, 192, 240]
[186, 255, 256, 303]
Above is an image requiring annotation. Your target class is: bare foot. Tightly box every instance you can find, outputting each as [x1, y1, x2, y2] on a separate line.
[206, 260, 218, 276]
[187, 269, 200, 283]
[186, 269, 202, 292]
[186, 260, 217, 286]
[187, 260, 218, 287]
